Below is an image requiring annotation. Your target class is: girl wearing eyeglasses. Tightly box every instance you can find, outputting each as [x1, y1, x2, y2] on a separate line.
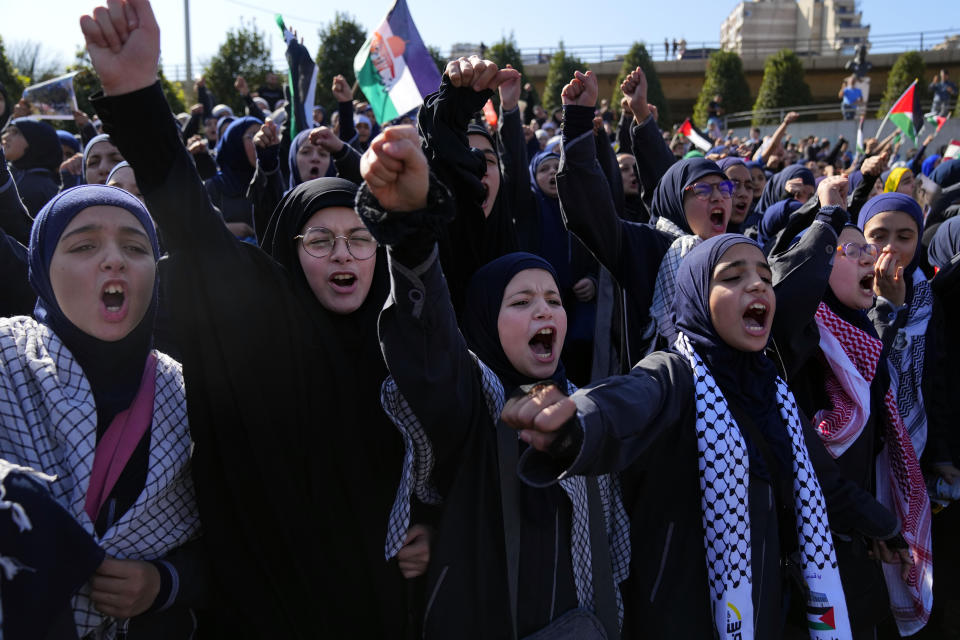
[785, 220, 931, 637]
[79, 2, 422, 634]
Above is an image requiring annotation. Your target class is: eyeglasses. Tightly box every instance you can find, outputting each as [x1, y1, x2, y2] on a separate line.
[684, 180, 735, 200]
[295, 227, 377, 260]
[836, 242, 879, 261]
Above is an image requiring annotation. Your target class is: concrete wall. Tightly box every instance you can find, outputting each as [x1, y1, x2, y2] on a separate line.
[727, 117, 960, 147]
[523, 48, 960, 126]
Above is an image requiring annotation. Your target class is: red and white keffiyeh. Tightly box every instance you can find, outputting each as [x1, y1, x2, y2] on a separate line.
[813, 303, 933, 635]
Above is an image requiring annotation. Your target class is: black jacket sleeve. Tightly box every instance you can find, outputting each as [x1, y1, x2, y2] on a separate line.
[92, 82, 237, 254]
[356, 177, 482, 464]
[519, 351, 695, 485]
[338, 101, 357, 145]
[0, 161, 33, 247]
[629, 114, 675, 203]
[331, 142, 363, 185]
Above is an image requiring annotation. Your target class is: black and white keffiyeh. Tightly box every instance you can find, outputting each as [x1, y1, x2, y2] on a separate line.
[643, 217, 701, 352]
[0, 317, 200, 638]
[887, 273, 932, 457]
[675, 332, 851, 639]
[381, 355, 631, 621]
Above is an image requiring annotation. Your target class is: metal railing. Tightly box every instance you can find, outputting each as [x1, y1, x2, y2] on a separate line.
[157, 26, 959, 82]
[722, 100, 883, 126]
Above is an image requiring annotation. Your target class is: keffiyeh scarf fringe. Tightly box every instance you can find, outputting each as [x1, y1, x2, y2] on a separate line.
[812, 304, 933, 636]
[675, 331, 852, 640]
[887, 273, 932, 457]
[381, 355, 631, 622]
[643, 217, 701, 353]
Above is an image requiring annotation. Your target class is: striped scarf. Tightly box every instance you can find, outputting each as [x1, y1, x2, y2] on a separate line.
[643, 217, 701, 353]
[814, 303, 933, 635]
[676, 332, 852, 639]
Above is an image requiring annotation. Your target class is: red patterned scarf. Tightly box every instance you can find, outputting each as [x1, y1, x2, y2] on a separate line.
[814, 302, 932, 635]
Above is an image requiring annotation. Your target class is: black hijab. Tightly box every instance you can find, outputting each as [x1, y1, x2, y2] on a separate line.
[461, 252, 567, 397]
[673, 234, 792, 477]
[260, 177, 404, 634]
[6, 118, 62, 175]
[756, 164, 814, 214]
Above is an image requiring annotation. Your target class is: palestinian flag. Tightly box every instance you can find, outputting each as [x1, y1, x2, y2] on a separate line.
[807, 604, 837, 632]
[277, 15, 317, 139]
[678, 118, 712, 152]
[887, 79, 923, 145]
[354, 0, 441, 125]
[944, 140, 960, 160]
[925, 112, 949, 134]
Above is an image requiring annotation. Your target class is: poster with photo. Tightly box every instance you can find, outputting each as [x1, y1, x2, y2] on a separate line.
[21, 72, 80, 120]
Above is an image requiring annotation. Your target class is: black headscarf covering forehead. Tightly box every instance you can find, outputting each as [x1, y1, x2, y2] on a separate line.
[650, 157, 725, 234]
[462, 252, 566, 396]
[6, 118, 62, 175]
[262, 176, 359, 280]
[673, 233, 790, 476]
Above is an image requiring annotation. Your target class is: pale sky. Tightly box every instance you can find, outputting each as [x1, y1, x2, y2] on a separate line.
[1, 0, 955, 83]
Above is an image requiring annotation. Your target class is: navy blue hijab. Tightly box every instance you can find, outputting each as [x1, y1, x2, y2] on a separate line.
[673, 234, 789, 475]
[214, 115, 262, 196]
[28, 185, 160, 423]
[929, 216, 960, 270]
[756, 164, 814, 214]
[650, 157, 725, 233]
[287, 129, 336, 190]
[529, 150, 572, 287]
[858, 192, 924, 277]
[461, 252, 567, 396]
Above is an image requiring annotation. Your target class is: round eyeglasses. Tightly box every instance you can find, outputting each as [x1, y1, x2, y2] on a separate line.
[684, 180, 735, 200]
[295, 227, 377, 260]
[836, 242, 879, 261]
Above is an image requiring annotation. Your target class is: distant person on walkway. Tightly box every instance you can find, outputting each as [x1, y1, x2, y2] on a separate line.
[839, 75, 863, 120]
[929, 69, 957, 117]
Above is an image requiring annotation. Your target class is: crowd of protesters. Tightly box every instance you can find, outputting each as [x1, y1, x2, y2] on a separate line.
[2, 1, 960, 639]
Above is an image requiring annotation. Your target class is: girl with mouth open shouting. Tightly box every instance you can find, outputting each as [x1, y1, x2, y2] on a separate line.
[504, 234, 902, 639]
[358, 123, 629, 639]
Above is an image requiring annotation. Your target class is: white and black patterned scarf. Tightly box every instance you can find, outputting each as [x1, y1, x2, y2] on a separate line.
[887, 272, 932, 457]
[643, 217, 702, 352]
[0, 317, 200, 639]
[381, 355, 631, 621]
[675, 332, 852, 639]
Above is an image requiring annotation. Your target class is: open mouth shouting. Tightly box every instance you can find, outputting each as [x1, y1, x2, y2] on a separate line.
[709, 206, 728, 232]
[329, 271, 358, 293]
[742, 300, 770, 337]
[100, 281, 129, 321]
[858, 272, 874, 295]
[528, 326, 557, 362]
[307, 164, 323, 178]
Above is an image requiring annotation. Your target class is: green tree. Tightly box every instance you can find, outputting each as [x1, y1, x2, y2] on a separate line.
[0, 36, 27, 105]
[8, 40, 63, 84]
[542, 43, 586, 113]
[202, 19, 274, 114]
[612, 43, 671, 125]
[159, 67, 187, 114]
[693, 51, 751, 129]
[315, 12, 367, 110]
[877, 51, 926, 119]
[427, 46, 446, 75]
[488, 33, 526, 78]
[66, 50, 99, 119]
[751, 49, 813, 125]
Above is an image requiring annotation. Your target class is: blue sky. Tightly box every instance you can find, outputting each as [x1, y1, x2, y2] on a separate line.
[2, 0, 955, 81]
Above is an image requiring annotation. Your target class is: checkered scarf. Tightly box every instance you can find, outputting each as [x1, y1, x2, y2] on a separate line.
[675, 332, 852, 639]
[381, 355, 631, 621]
[887, 272, 932, 458]
[644, 217, 701, 352]
[0, 317, 200, 639]
[813, 304, 933, 636]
